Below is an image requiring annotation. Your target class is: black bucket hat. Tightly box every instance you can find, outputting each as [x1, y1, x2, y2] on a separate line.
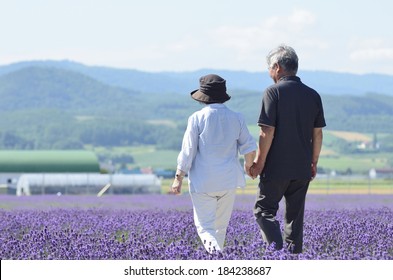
[190, 74, 231, 103]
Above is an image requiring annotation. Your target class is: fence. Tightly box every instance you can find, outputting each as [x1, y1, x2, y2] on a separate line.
[309, 174, 393, 194]
[235, 175, 393, 195]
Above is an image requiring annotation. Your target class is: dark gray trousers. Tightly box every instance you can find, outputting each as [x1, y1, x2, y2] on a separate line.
[253, 179, 310, 253]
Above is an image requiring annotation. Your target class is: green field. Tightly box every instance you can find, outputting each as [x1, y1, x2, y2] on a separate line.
[89, 129, 393, 175]
[318, 154, 388, 173]
[90, 145, 179, 169]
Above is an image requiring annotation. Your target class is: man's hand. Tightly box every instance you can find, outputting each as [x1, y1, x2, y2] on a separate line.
[311, 162, 317, 181]
[244, 150, 257, 179]
[251, 125, 274, 179]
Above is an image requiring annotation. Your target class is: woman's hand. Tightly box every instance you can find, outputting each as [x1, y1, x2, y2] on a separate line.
[170, 178, 182, 195]
[170, 171, 185, 194]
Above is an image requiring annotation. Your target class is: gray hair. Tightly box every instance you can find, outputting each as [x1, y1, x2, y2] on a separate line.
[267, 44, 298, 74]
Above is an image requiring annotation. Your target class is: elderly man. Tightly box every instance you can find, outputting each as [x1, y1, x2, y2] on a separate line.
[251, 45, 326, 253]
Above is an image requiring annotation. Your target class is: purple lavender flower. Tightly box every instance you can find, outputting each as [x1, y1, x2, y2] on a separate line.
[0, 194, 392, 260]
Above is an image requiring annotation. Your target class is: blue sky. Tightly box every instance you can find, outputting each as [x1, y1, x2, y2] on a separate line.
[1, 0, 392, 75]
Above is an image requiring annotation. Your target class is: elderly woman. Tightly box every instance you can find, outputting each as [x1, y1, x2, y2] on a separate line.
[171, 74, 256, 253]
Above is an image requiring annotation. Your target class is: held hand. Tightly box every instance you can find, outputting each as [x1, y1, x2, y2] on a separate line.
[249, 165, 258, 179]
[250, 161, 264, 179]
[245, 162, 259, 180]
[244, 163, 253, 178]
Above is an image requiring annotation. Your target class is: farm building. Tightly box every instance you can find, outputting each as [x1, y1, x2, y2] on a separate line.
[15, 173, 161, 196]
[369, 168, 393, 179]
[0, 150, 161, 195]
[0, 150, 100, 173]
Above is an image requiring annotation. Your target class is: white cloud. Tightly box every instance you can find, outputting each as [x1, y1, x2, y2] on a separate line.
[348, 38, 393, 62]
[202, 8, 325, 70]
[350, 48, 393, 61]
[263, 9, 316, 32]
[288, 9, 316, 29]
[210, 9, 321, 50]
[165, 36, 201, 52]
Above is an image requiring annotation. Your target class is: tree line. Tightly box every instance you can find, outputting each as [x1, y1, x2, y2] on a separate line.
[0, 118, 184, 150]
[1, 67, 393, 151]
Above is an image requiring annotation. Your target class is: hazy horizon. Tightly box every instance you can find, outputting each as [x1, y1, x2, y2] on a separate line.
[1, 0, 393, 76]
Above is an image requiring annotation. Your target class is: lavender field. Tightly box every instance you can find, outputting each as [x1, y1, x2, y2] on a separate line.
[0, 194, 392, 260]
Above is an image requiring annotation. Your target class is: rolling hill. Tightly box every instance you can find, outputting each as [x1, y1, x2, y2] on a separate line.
[1, 63, 393, 151]
[1, 60, 393, 95]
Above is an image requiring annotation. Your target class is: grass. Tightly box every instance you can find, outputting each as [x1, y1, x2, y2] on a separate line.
[131, 149, 179, 169]
[310, 177, 393, 194]
[328, 130, 372, 142]
[318, 154, 388, 173]
[89, 145, 179, 169]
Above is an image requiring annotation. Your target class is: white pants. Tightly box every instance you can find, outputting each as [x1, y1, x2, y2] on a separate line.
[190, 189, 236, 253]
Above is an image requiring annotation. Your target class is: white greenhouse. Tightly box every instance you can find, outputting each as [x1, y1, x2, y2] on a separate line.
[16, 173, 161, 196]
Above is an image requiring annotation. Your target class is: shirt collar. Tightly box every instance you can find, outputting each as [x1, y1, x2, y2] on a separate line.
[205, 103, 227, 109]
[278, 76, 301, 82]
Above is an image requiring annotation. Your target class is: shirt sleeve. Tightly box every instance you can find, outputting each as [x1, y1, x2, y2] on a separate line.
[257, 88, 277, 127]
[237, 114, 257, 155]
[314, 94, 326, 128]
[176, 114, 199, 173]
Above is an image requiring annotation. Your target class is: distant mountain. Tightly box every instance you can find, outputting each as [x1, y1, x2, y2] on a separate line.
[1, 60, 393, 95]
[0, 66, 148, 117]
[0, 65, 393, 150]
[0, 66, 191, 149]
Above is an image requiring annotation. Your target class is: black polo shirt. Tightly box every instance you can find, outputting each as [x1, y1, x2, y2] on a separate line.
[258, 76, 326, 180]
